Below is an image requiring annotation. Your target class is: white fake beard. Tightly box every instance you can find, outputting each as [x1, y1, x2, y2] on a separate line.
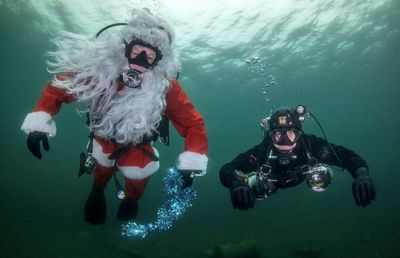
[46, 32, 180, 145]
[91, 71, 169, 145]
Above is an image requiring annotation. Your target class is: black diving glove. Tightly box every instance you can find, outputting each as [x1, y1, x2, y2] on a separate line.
[178, 169, 202, 188]
[352, 167, 376, 207]
[229, 180, 256, 211]
[27, 131, 50, 159]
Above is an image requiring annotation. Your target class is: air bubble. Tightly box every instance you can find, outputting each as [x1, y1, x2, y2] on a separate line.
[246, 56, 278, 102]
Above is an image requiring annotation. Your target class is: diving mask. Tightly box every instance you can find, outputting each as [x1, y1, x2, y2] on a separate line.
[125, 39, 162, 69]
[269, 128, 301, 146]
[120, 42, 161, 88]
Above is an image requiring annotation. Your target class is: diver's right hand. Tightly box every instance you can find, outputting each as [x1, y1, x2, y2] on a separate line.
[27, 131, 49, 159]
[229, 180, 256, 211]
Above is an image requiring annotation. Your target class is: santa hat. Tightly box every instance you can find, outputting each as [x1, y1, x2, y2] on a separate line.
[123, 9, 174, 57]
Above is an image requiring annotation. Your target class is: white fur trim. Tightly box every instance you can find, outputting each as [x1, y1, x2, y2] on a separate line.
[177, 151, 208, 176]
[92, 142, 160, 179]
[118, 161, 160, 180]
[118, 147, 160, 179]
[20, 111, 57, 137]
[91, 138, 116, 168]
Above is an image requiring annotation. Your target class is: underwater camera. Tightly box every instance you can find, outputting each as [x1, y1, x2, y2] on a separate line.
[303, 165, 333, 192]
[237, 162, 333, 200]
[236, 165, 277, 200]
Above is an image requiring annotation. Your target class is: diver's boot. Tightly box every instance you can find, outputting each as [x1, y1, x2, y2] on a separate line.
[117, 197, 138, 221]
[84, 185, 106, 225]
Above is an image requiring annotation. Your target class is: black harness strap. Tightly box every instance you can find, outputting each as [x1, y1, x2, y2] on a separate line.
[257, 140, 272, 168]
[109, 145, 131, 160]
[157, 114, 170, 145]
[137, 145, 159, 161]
[108, 143, 159, 162]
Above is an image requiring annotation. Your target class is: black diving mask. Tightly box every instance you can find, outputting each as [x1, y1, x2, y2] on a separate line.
[125, 39, 162, 69]
[269, 128, 301, 146]
[128, 50, 155, 69]
[120, 39, 163, 88]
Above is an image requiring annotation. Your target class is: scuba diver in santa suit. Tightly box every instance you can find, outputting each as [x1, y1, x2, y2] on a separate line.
[219, 106, 376, 210]
[21, 9, 208, 225]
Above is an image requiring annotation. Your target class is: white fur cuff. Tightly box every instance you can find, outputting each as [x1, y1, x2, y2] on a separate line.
[177, 151, 208, 176]
[21, 111, 57, 137]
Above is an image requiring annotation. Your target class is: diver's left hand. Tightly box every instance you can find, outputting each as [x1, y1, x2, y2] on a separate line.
[178, 169, 203, 188]
[27, 131, 50, 159]
[352, 167, 376, 207]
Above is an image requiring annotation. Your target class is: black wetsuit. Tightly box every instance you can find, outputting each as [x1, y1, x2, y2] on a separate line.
[219, 134, 368, 190]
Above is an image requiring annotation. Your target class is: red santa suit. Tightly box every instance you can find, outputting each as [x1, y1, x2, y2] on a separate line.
[22, 78, 208, 200]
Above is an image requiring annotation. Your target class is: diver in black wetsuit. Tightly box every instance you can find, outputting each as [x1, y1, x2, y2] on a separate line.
[219, 105, 376, 210]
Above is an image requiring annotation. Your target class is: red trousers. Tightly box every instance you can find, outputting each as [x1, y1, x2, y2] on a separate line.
[92, 136, 159, 200]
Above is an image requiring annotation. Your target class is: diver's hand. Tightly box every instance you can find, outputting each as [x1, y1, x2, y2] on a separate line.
[229, 180, 256, 211]
[352, 167, 376, 207]
[27, 131, 49, 159]
[178, 169, 202, 188]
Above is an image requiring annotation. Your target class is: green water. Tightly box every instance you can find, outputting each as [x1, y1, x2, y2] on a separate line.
[1, 1, 399, 257]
